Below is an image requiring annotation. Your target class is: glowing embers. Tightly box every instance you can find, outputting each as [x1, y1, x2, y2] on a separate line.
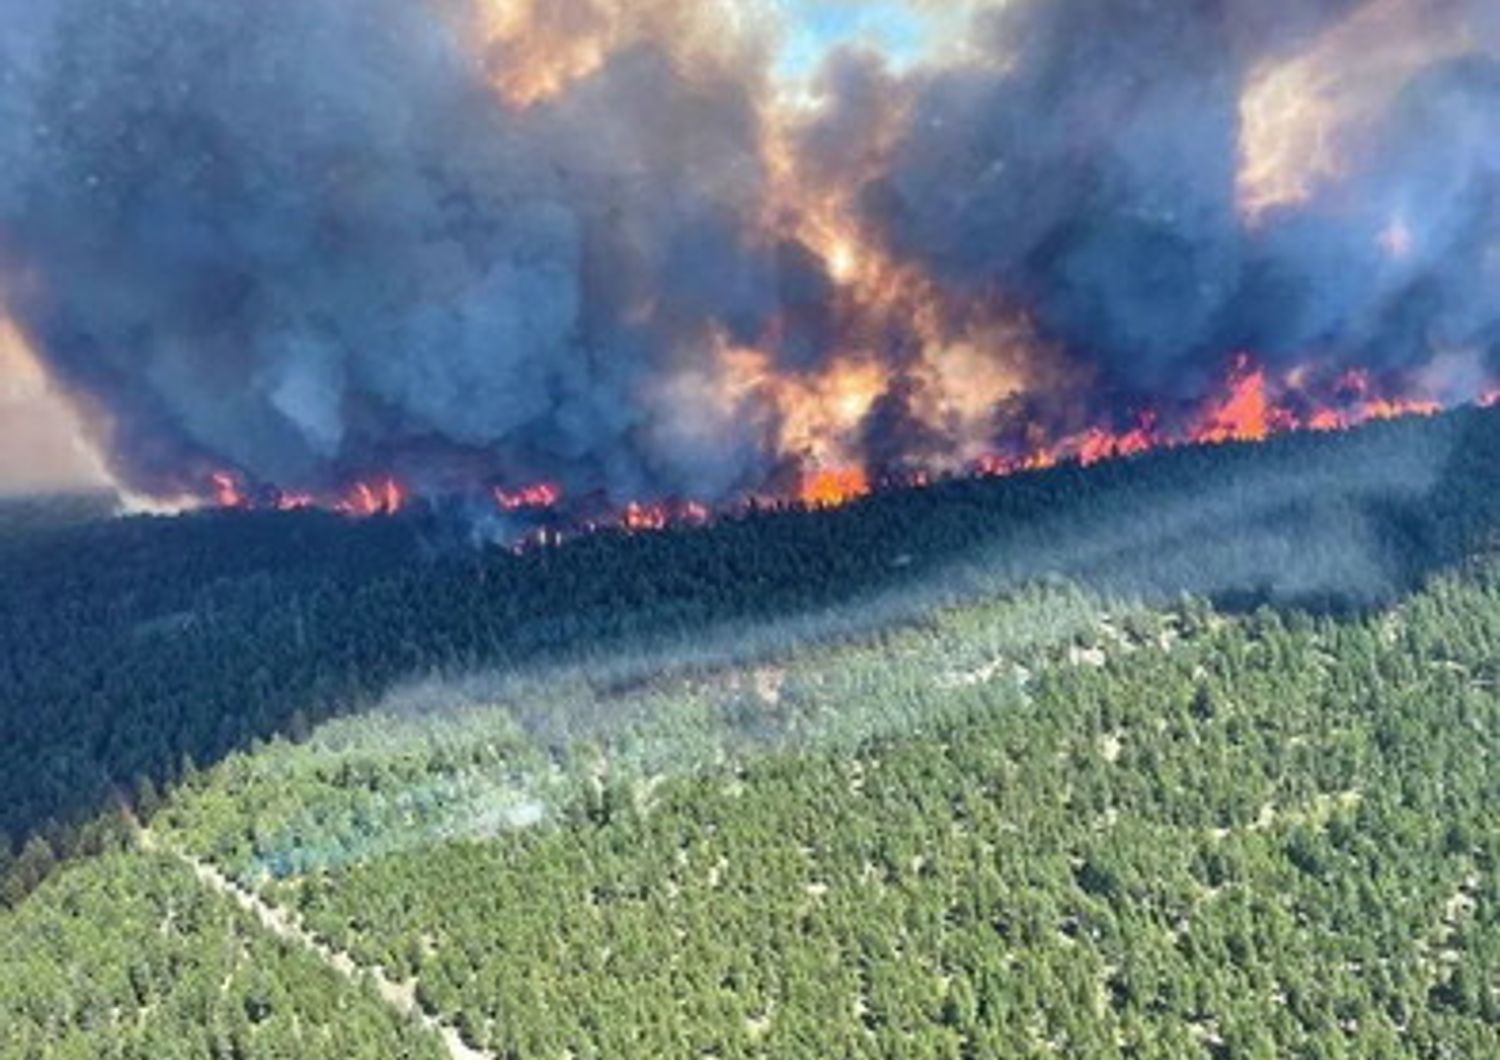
[496, 483, 705, 533]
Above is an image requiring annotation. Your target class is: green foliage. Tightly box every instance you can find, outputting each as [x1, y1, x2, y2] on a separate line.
[2, 407, 1497, 902]
[151, 561, 1500, 1058]
[0, 852, 444, 1059]
[2, 411, 1500, 1056]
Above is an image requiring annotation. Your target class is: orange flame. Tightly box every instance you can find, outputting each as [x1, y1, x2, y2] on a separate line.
[621, 501, 668, 532]
[1077, 414, 1158, 466]
[336, 477, 406, 517]
[1195, 356, 1287, 443]
[799, 467, 870, 507]
[969, 355, 1457, 488]
[201, 354, 1490, 540]
[211, 471, 247, 509]
[616, 498, 713, 532]
[496, 482, 563, 510]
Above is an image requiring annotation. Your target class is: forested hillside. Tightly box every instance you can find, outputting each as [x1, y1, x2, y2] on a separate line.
[4, 531, 1498, 1057]
[1, 851, 445, 1059]
[155, 562, 1499, 1058]
[3, 408, 1497, 904]
[1, 412, 1499, 1058]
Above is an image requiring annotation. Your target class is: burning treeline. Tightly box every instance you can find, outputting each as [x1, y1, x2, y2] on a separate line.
[0, 0, 1497, 524]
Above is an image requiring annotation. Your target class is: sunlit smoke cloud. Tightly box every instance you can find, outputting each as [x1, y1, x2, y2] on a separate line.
[0, 315, 110, 494]
[856, 0, 1500, 400]
[1238, 0, 1488, 221]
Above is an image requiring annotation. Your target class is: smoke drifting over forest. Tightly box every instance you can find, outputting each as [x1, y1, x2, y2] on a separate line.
[0, 0, 1497, 509]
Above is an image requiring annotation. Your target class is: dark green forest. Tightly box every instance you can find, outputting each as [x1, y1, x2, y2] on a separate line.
[160, 560, 1500, 1058]
[1, 411, 1498, 1058]
[1, 851, 444, 1059]
[3, 408, 1497, 894]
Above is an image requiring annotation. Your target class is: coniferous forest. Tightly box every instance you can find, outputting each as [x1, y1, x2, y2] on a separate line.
[2, 409, 1499, 1058]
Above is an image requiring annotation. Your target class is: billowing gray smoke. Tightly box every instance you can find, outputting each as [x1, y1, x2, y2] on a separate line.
[0, 0, 1497, 505]
[852, 0, 1500, 402]
[0, 0, 795, 502]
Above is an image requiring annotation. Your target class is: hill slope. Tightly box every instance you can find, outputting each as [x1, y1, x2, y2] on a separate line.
[2, 411, 1499, 1058]
[3, 407, 1497, 879]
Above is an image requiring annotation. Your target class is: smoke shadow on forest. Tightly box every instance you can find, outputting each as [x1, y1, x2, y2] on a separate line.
[372, 406, 1496, 766]
[2, 408, 1497, 899]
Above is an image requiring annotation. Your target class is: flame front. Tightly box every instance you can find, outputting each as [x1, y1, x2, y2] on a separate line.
[200, 351, 1479, 539]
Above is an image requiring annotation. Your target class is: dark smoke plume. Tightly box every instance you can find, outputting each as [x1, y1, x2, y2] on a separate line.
[0, 0, 1497, 506]
[0, 0, 787, 503]
[853, 0, 1500, 402]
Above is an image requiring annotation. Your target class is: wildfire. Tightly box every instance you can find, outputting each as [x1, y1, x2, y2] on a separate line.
[800, 467, 870, 507]
[335, 478, 407, 517]
[194, 349, 1491, 550]
[197, 348, 1491, 539]
[1076, 415, 1157, 466]
[619, 499, 710, 532]
[972, 355, 1457, 484]
[1195, 357, 1287, 443]
[496, 482, 563, 510]
[621, 502, 668, 532]
[211, 471, 247, 509]
[753, 82, 1048, 485]
[720, 346, 889, 474]
[174, 2, 1498, 540]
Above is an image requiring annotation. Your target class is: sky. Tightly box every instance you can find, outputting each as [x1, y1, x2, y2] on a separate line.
[773, 0, 947, 77]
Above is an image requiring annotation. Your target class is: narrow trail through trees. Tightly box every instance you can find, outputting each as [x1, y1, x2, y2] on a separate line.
[127, 810, 494, 1060]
